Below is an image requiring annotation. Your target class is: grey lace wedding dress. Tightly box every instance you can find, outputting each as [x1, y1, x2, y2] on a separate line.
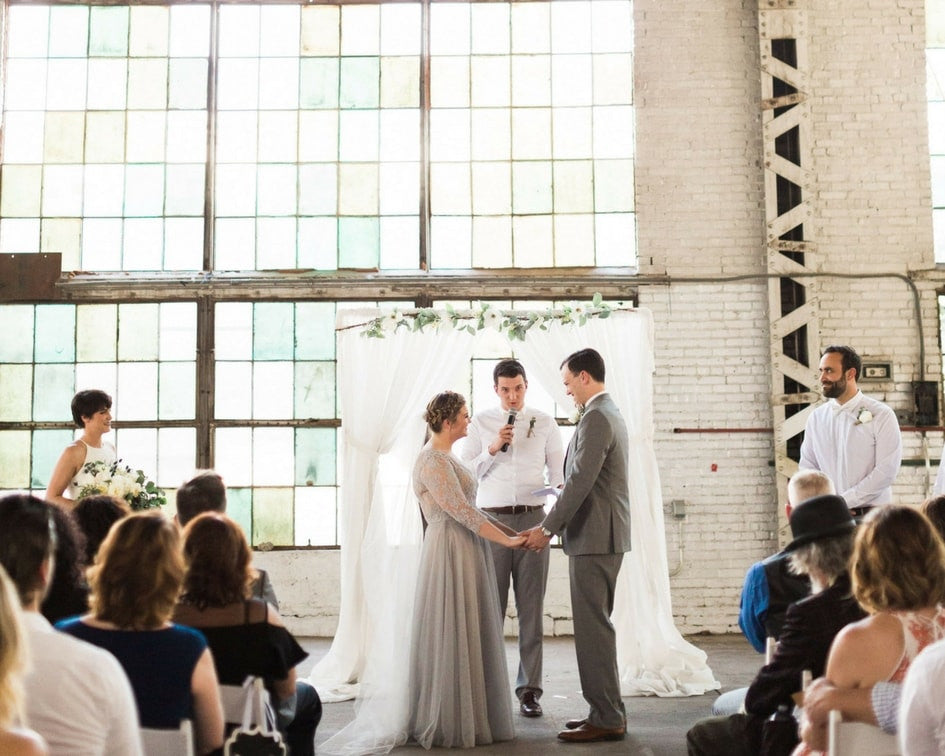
[408, 447, 515, 749]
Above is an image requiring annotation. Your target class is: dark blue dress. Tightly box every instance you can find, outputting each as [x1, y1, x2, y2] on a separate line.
[56, 618, 207, 729]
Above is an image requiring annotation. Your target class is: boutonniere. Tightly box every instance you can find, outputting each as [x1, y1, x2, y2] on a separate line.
[855, 408, 873, 425]
[568, 406, 585, 425]
[527, 416, 536, 438]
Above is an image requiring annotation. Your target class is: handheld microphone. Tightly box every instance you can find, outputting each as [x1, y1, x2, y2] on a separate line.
[500, 409, 518, 452]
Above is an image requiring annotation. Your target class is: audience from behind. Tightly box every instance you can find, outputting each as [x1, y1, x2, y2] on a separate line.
[797, 505, 945, 754]
[687, 494, 864, 756]
[919, 494, 945, 542]
[0, 563, 47, 756]
[72, 495, 128, 566]
[737, 471, 833, 654]
[176, 470, 279, 609]
[39, 504, 89, 625]
[173, 513, 321, 756]
[0, 494, 140, 755]
[56, 511, 224, 756]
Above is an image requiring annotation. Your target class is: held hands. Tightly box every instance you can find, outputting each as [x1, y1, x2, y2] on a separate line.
[507, 534, 528, 549]
[520, 526, 552, 552]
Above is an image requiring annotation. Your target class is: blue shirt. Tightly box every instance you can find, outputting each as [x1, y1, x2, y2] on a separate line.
[56, 618, 207, 729]
[738, 561, 770, 653]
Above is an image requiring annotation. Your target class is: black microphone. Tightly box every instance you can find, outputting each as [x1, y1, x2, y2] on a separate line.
[500, 409, 518, 452]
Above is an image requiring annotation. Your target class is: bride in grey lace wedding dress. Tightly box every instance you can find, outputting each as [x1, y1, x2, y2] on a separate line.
[408, 391, 526, 748]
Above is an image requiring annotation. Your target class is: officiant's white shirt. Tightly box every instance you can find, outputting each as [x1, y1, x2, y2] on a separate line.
[460, 406, 564, 508]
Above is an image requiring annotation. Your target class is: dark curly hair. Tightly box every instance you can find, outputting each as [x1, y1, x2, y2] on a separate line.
[424, 391, 466, 433]
[73, 495, 129, 565]
[180, 513, 255, 610]
[41, 504, 89, 624]
[71, 389, 112, 429]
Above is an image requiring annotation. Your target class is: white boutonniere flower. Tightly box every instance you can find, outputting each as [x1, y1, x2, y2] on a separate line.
[568, 406, 585, 424]
[855, 408, 873, 425]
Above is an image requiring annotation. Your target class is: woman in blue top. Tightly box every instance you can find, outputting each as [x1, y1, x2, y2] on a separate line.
[57, 512, 224, 755]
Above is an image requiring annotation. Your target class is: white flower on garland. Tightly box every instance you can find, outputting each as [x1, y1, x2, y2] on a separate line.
[855, 408, 873, 425]
[483, 308, 502, 330]
[381, 309, 402, 332]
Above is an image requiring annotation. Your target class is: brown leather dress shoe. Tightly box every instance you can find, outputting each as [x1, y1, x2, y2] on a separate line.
[564, 718, 586, 729]
[519, 691, 542, 717]
[557, 723, 626, 743]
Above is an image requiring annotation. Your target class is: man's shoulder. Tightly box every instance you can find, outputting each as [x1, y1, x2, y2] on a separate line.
[858, 393, 896, 416]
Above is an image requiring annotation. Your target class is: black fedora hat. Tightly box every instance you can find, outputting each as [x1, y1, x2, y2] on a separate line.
[783, 494, 856, 552]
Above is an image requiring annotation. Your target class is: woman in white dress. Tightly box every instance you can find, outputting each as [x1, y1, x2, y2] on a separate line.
[45, 390, 116, 510]
[408, 391, 525, 748]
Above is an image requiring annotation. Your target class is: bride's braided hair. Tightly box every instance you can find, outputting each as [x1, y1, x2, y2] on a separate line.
[425, 391, 466, 433]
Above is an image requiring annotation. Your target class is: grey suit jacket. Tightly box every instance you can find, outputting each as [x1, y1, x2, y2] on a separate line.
[541, 393, 631, 556]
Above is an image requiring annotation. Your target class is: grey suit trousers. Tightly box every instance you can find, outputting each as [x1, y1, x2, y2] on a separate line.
[570, 552, 626, 729]
[487, 508, 549, 699]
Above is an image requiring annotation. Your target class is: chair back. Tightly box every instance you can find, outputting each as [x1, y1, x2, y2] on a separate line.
[765, 636, 776, 664]
[827, 709, 901, 756]
[220, 680, 276, 730]
[140, 718, 195, 756]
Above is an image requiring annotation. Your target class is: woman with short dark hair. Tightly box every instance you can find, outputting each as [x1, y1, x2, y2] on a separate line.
[44, 390, 115, 510]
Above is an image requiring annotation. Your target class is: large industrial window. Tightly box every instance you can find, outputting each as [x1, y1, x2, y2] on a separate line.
[0, 0, 636, 547]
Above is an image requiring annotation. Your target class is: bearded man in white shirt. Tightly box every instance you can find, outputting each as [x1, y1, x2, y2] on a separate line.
[799, 345, 902, 519]
[459, 358, 564, 718]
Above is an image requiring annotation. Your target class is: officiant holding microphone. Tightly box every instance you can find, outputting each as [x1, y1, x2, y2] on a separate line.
[460, 359, 564, 718]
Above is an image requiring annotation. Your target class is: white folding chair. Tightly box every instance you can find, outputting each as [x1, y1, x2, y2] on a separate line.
[140, 718, 194, 756]
[220, 678, 276, 729]
[827, 709, 901, 756]
[765, 636, 777, 664]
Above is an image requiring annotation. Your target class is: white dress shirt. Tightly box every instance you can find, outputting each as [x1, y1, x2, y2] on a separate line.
[900, 638, 945, 755]
[459, 405, 564, 508]
[23, 612, 143, 756]
[798, 390, 901, 509]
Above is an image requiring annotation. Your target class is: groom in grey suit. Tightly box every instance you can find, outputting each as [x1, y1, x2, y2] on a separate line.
[523, 347, 631, 742]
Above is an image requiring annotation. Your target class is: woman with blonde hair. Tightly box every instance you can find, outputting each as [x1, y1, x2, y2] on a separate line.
[57, 512, 224, 755]
[797, 505, 945, 753]
[0, 565, 46, 755]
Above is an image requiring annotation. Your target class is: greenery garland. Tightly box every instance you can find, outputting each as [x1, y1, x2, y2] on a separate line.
[362, 293, 626, 342]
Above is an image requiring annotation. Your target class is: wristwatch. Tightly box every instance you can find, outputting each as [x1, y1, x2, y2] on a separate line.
[540, 526, 553, 537]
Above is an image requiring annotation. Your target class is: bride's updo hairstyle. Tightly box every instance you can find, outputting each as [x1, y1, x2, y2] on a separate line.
[425, 391, 466, 433]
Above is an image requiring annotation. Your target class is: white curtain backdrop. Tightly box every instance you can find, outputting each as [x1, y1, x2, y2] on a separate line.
[312, 307, 718, 753]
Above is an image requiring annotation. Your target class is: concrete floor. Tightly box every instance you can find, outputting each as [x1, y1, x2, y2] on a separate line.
[298, 634, 760, 755]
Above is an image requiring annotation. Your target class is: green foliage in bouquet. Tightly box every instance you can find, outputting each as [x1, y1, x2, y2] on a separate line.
[75, 459, 167, 511]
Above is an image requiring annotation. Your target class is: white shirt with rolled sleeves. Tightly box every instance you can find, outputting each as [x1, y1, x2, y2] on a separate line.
[799, 390, 901, 509]
[460, 406, 564, 508]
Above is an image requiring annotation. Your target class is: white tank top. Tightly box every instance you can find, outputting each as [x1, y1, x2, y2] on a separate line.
[66, 440, 117, 501]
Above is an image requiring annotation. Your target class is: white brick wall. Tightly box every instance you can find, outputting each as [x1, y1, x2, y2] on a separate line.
[269, 0, 945, 639]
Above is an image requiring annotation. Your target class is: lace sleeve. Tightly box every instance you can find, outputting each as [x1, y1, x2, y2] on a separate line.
[417, 452, 487, 533]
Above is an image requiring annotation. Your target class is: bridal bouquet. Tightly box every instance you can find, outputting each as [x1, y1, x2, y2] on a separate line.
[75, 460, 167, 511]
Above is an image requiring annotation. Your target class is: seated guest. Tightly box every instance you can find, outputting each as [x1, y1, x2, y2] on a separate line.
[57, 512, 224, 756]
[801, 494, 945, 738]
[176, 471, 279, 609]
[72, 495, 128, 565]
[899, 636, 945, 755]
[0, 563, 47, 756]
[0, 494, 141, 755]
[797, 506, 945, 754]
[687, 494, 864, 756]
[40, 505, 88, 624]
[737, 471, 830, 653]
[714, 472, 835, 718]
[173, 513, 321, 756]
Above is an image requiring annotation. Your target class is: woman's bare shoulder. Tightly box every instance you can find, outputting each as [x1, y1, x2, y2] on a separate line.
[0, 728, 48, 756]
[829, 612, 903, 685]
